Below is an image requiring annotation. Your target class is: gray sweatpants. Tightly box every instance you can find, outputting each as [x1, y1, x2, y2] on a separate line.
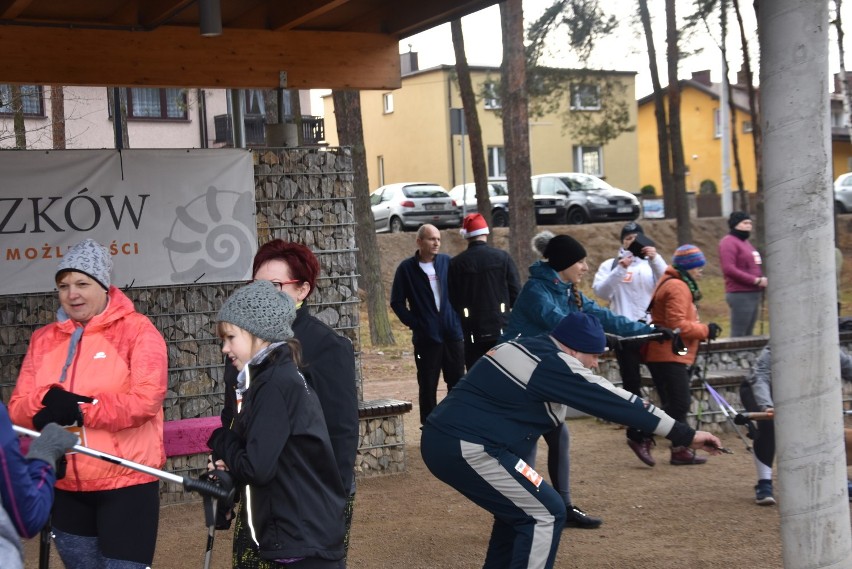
[726, 291, 763, 337]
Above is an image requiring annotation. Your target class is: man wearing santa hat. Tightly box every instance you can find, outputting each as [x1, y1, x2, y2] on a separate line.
[448, 213, 521, 370]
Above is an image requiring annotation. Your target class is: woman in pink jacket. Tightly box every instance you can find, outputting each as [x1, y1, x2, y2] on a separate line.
[718, 211, 767, 337]
[9, 239, 167, 569]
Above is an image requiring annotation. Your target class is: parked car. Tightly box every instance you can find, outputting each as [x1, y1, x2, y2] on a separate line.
[449, 182, 510, 227]
[530, 172, 641, 224]
[450, 179, 572, 226]
[370, 182, 462, 233]
[835, 173, 852, 213]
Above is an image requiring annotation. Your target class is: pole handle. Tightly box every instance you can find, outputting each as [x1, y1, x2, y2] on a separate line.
[184, 476, 235, 501]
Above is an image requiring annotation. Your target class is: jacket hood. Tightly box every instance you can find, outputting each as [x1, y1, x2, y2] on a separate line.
[55, 286, 137, 334]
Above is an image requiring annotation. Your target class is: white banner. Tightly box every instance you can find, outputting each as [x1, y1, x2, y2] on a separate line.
[1, 149, 257, 294]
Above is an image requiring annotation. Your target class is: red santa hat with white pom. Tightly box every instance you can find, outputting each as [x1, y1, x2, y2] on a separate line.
[460, 213, 490, 239]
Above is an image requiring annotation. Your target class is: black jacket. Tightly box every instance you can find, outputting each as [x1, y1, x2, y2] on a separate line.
[390, 251, 463, 344]
[223, 305, 359, 493]
[215, 344, 346, 562]
[448, 240, 521, 342]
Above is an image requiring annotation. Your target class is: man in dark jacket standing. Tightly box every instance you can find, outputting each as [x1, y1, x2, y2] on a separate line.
[448, 213, 521, 370]
[391, 224, 465, 424]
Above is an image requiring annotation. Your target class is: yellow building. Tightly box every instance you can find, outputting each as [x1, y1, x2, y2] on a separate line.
[637, 71, 757, 196]
[322, 55, 640, 194]
[638, 70, 852, 194]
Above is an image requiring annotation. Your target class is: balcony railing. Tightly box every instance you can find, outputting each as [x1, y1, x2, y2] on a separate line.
[213, 114, 325, 146]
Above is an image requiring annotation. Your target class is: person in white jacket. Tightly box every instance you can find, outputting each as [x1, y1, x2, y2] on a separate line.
[592, 221, 667, 466]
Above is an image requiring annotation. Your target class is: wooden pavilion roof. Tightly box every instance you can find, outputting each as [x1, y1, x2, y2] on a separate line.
[0, 0, 500, 89]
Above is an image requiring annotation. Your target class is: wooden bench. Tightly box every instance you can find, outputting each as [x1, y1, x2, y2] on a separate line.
[162, 399, 414, 458]
[358, 398, 413, 419]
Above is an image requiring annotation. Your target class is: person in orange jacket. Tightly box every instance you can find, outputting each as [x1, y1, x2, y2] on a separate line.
[8, 239, 167, 569]
[643, 244, 722, 466]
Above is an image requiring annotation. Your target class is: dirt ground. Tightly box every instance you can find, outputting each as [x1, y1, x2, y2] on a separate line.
[23, 218, 852, 568]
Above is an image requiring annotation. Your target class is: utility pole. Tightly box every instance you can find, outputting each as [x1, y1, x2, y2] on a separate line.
[720, 0, 732, 216]
[759, 1, 852, 567]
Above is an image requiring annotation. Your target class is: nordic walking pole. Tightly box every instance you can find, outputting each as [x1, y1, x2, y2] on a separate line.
[704, 382, 754, 452]
[13, 425, 232, 500]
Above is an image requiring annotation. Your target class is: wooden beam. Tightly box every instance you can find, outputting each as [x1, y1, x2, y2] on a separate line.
[0, 25, 401, 89]
[341, 0, 499, 37]
[138, 0, 196, 27]
[0, 0, 34, 19]
[270, 0, 352, 32]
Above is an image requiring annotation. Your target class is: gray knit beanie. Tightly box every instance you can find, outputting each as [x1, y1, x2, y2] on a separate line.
[56, 239, 112, 290]
[217, 280, 296, 342]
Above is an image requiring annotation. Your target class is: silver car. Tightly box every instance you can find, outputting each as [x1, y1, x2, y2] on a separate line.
[449, 182, 510, 227]
[449, 180, 573, 226]
[835, 173, 852, 213]
[370, 182, 462, 233]
[531, 172, 640, 224]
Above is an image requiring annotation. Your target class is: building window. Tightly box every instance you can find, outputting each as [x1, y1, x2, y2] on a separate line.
[832, 109, 847, 129]
[122, 88, 188, 120]
[487, 146, 506, 178]
[573, 146, 603, 176]
[483, 82, 501, 110]
[383, 93, 394, 114]
[0, 85, 45, 117]
[713, 108, 721, 138]
[244, 89, 267, 115]
[570, 84, 601, 111]
[377, 155, 385, 187]
[742, 120, 753, 134]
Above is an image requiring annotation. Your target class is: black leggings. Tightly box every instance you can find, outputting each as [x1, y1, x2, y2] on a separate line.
[52, 482, 160, 564]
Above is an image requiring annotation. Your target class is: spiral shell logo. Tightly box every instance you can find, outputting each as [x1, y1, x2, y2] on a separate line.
[163, 186, 256, 283]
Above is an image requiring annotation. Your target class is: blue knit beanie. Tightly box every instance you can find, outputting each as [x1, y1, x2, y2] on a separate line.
[550, 312, 607, 354]
[672, 244, 706, 270]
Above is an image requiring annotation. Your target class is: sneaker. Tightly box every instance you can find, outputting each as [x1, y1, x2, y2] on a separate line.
[564, 504, 603, 530]
[627, 437, 656, 467]
[670, 446, 707, 465]
[755, 479, 776, 506]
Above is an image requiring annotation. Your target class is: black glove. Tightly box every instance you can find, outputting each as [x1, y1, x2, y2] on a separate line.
[207, 427, 241, 463]
[32, 408, 56, 432]
[26, 423, 79, 472]
[653, 327, 676, 342]
[707, 323, 723, 341]
[41, 387, 93, 427]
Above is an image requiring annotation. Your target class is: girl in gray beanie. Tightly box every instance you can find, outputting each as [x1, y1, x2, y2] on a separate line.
[208, 280, 347, 567]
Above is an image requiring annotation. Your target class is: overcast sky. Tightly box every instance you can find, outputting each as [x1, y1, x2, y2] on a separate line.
[312, 2, 850, 115]
[400, 0, 849, 99]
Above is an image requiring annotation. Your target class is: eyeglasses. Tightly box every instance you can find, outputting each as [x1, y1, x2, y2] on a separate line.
[250, 279, 301, 291]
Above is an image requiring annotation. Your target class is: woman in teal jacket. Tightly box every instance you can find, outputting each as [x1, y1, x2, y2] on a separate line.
[502, 231, 658, 530]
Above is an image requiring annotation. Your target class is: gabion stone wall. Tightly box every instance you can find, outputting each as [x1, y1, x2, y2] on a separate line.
[0, 146, 361, 415]
[356, 415, 407, 477]
[596, 334, 852, 433]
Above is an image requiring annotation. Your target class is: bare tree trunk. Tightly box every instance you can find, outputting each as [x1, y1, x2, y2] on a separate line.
[10, 85, 26, 149]
[666, 0, 692, 244]
[736, 0, 764, 249]
[107, 88, 130, 149]
[638, 0, 674, 216]
[500, 0, 537, 276]
[50, 85, 66, 149]
[451, 19, 492, 237]
[332, 90, 395, 346]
